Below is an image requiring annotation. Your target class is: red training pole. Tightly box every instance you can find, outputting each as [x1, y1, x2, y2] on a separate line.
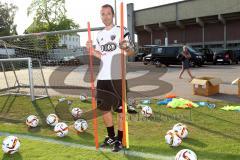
[87, 22, 99, 150]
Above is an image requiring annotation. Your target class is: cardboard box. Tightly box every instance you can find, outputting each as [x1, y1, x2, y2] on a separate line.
[232, 78, 240, 97]
[191, 77, 222, 96]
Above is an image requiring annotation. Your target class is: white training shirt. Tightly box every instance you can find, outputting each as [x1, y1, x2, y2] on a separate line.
[95, 25, 133, 80]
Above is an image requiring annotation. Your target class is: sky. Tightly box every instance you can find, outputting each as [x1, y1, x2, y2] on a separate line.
[1, 0, 183, 45]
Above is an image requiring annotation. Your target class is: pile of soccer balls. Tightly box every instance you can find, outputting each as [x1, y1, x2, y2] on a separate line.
[2, 97, 89, 155]
[165, 123, 197, 160]
[165, 123, 188, 147]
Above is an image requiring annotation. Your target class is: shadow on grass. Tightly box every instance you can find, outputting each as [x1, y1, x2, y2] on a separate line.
[2, 152, 23, 160]
[184, 137, 208, 148]
[0, 117, 23, 124]
[32, 97, 55, 127]
[0, 95, 17, 113]
[27, 126, 41, 133]
[192, 109, 240, 126]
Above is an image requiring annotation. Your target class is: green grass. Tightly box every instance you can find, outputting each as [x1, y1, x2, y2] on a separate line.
[0, 137, 147, 160]
[0, 95, 240, 160]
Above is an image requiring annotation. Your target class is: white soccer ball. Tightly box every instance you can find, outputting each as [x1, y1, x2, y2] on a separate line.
[46, 114, 59, 126]
[165, 130, 182, 147]
[54, 122, 69, 137]
[173, 123, 188, 139]
[58, 97, 66, 102]
[74, 119, 88, 133]
[2, 136, 20, 154]
[71, 108, 83, 118]
[26, 115, 39, 128]
[79, 95, 88, 101]
[141, 105, 153, 117]
[175, 149, 197, 160]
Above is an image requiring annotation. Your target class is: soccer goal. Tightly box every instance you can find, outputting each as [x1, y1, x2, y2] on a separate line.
[0, 57, 49, 101]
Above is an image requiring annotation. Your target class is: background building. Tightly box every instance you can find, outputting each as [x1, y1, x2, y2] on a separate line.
[59, 34, 80, 49]
[127, 0, 240, 51]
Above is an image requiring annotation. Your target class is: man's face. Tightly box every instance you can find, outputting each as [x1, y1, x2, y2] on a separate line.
[100, 7, 114, 26]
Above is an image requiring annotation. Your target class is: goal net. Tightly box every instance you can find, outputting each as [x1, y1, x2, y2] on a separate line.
[0, 40, 49, 101]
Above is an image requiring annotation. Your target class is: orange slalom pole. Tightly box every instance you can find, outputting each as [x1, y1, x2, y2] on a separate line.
[87, 22, 99, 150]
[120, 2, 129, 148]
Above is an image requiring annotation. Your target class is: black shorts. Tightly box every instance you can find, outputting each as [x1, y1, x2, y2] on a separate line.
[182, 59, 190, 69]
[96, 79, 127, 113]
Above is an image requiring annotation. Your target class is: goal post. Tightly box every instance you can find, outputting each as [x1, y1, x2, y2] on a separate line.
[0, 57, 49, 101]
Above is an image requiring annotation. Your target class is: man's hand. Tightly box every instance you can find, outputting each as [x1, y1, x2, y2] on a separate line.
[85, 40, 101, 59]
[119, 40, 135, 56]
[86, 40, 93, 50]
[119, 40, 130, 50]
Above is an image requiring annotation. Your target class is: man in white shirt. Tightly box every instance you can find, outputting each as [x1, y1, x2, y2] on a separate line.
[86, 4, 135, 152]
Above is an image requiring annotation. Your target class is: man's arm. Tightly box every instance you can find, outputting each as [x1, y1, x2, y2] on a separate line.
[86, 40, 101, 59]
[121, 29, 136, 57]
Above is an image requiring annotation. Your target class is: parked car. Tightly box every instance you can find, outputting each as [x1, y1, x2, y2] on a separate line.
[135, 52, 147, 61]
[194, 47, 214, 63]
[233, 49, 240, 61]
[151, 45, 205, 67]
[213, 49, 238, 65]
[143, 53, 153, 65]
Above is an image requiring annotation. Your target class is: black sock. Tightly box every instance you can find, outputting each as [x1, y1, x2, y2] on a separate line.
[107, 126, 115, 139]
[117, 130, 123, 142]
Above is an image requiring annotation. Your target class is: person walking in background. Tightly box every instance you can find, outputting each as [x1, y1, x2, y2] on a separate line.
[179, 45, 194, 80]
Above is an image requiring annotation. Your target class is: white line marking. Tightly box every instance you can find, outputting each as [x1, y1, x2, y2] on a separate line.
[0, 132, 174, 160]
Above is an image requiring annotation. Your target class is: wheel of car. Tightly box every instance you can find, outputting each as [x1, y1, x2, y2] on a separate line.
[236, 60, 238, 64]
[155, 61, 161, 68]
[143, 62, 148, 65]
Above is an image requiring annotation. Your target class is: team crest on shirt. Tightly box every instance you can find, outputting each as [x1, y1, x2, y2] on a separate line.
[111, 35, 116, 41]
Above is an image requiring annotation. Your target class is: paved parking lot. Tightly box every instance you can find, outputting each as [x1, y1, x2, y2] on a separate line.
[1, 62, 240, 102]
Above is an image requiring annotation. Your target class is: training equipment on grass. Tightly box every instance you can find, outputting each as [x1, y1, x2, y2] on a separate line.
[74, 119, 88, 133]
[79, 94, 88, 102]
[46, 114, 59, 126]
[221, 105, 240, 112]
[58, 97, 66, 102]
[164, 93, 177, 99]
[71, 107, 83, 118]
[26, 115, 39, 128]
[54, 122, 69, 137]
[2, 136, 20, 154]
[87, 22, 99, 149]
[173, 123, 188, 139]
[141, 105, 153, 117]
[140, 99, 151, 104]
[165, 130, 182, 147]
[120, 2, 129, 148]
[157, 98, 173, 105]
[175, 149, 197, 160]
[167, 98, 199, 109]
[0, 56, 49, 101]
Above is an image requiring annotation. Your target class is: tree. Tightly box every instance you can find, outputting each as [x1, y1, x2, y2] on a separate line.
[26, 0, 79, 33]
[0, 2, 18, 36]
[25, 0, 79, 49]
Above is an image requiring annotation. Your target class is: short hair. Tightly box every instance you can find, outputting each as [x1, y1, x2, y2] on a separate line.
[101, 4, 114, 15]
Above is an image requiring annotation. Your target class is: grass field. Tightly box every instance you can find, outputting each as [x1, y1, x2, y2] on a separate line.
[0, 95, 239, 160]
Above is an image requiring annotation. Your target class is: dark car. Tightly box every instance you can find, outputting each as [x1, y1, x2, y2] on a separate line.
[135, 52, 147, 62]
[194, 48, 214, 63]
[151, 45, 204, 67]
[233, 49, 240, 61]
[143, 53, 153, 65]
[213, 49, 238, 65]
